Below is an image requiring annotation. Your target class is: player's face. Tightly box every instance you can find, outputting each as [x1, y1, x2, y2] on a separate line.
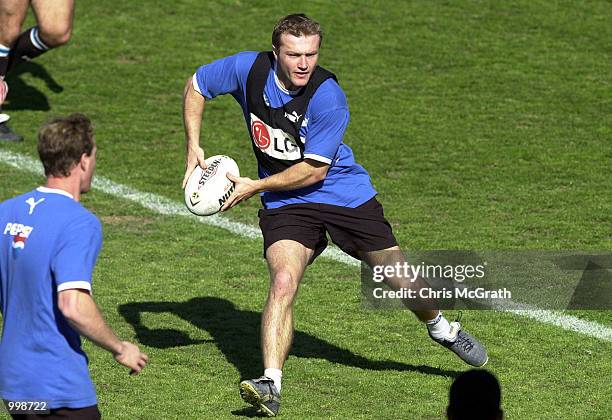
[80, 141, 97, 193]
[274, 33, 320, 91]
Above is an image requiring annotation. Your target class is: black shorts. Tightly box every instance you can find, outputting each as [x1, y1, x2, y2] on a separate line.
[258, 197, 398, 262]
[5, 403, 101, 420]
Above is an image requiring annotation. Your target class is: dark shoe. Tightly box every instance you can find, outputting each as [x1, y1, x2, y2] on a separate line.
[430, 314, 488, 367]
[0, 121, 23, 142]
[239, 376, 280, 417]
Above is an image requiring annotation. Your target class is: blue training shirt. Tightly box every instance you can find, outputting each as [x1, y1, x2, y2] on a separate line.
[0, 187, 100, 409]
[193, 51, 377, 209]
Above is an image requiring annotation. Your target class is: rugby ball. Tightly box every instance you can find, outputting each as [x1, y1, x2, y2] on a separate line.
[184, 155, 240, 216]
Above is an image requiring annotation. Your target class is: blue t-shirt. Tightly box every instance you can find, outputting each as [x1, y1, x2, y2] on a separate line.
[193, 51, 377, 209]
[0, 187, 100, 409]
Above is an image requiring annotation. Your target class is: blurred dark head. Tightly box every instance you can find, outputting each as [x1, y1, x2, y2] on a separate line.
[447, 369, 503, 420]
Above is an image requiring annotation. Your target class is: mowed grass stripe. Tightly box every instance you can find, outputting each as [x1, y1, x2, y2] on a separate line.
[1, 148, 610, 343]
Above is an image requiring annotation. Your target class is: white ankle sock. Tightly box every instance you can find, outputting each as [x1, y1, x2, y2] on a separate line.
[264, 368, 282, 393]
[426, 312, 451, 340]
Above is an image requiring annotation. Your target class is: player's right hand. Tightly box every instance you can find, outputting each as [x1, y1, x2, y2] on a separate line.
[182, 145, 206, 189]
[115, 341, 148, 375]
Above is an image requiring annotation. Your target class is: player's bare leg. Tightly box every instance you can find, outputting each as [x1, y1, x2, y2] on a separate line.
[6, 0, 74, 73]
[240, 240, 313, 417]
[0, 0, 29, 73]
[0, 0, 28, 141]
[362, 246, 488, 367]
[31, 0, 74, 47]
[262, 240, 312, 370]
[361, 246, 439, 320]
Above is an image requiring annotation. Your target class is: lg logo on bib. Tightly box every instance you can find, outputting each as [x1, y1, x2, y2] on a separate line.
[251, 120, 271, 149]
[250, 114, 302, 161]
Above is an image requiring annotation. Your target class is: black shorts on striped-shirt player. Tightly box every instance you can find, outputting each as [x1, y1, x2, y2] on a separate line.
[258, 197, 398, 262]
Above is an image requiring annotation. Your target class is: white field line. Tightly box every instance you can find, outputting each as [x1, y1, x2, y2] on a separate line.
[1, 149, 610, 343]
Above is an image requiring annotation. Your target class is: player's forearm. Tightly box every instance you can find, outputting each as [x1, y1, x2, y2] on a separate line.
[69, 316, 123, 356]
[183, 78, 205, 152]
[61, 293, 123, 355]
[256, 160, 328, 192]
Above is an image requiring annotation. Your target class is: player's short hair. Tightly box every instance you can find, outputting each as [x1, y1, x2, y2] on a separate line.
[38, 113, 95, 177]
[272, 13, 322, 49]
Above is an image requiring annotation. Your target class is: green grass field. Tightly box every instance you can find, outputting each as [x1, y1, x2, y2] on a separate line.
[1, 0, 611, 418]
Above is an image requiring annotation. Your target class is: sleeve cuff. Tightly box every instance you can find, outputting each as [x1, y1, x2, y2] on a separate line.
[57, 281, 92, 294]
[192, 73, 202, 94]
[304, 153, 332, 165]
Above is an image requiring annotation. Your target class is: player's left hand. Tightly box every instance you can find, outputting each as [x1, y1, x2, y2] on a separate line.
[114, 341, 148, 376]
[220, 173, 260, 211]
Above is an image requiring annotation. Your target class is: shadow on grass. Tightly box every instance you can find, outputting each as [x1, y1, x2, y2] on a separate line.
[119, 297, 462, 383]
[230, 407, 267, 418]
[3, 61, 63, 111]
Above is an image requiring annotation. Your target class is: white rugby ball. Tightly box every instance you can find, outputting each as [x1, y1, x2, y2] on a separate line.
[184, 155, 240, 216]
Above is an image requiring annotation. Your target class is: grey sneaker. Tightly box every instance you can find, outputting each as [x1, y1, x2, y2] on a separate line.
[239, 376, 280, 417]
[430, 314, 488, 367]
[0, 121, 23, 142]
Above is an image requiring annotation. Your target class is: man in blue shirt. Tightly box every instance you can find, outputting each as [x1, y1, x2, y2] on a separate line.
[0, 114, 148, 419]
[183, 14, 487, 417]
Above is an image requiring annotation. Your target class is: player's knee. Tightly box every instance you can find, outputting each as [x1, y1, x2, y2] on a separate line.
[39, 25, 72, 47]
[270, 271, 297, 301]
